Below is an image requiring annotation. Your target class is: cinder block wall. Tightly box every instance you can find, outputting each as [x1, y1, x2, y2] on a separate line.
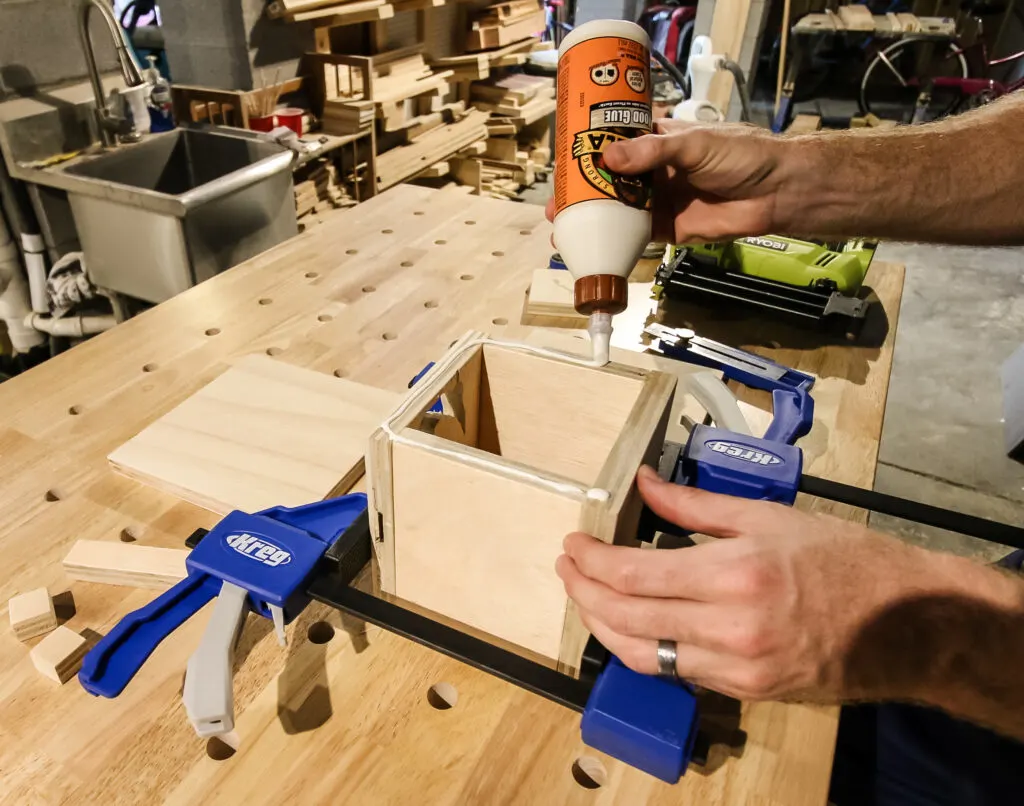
[162, 0, 316, 91]
[0, 0, 117, 99]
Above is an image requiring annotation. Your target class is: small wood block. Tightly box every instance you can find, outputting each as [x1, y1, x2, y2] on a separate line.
[63, 540, 189, 589]
[8, 588, 57, 641]
[30, 626, 88, 684]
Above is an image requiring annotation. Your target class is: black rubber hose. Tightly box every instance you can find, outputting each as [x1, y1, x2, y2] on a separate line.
[651, 47, 689, 96]
[720, 58, 752, 122]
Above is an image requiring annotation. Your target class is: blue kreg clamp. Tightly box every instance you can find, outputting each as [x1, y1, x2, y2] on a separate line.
[582, 329, 815, 780]
[646, 323, 815, 446]
[582, 657, 700, 782]
[79, 493, 366, 736]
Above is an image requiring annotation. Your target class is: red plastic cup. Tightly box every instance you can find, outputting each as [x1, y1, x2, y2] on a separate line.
[249, 114, 276, 132]
[276, 107, 303, 136]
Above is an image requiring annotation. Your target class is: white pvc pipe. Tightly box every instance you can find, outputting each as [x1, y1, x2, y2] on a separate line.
[0, 217, 45, 352]
[21, 232, 48, 314]
[24, 312, 116, 338]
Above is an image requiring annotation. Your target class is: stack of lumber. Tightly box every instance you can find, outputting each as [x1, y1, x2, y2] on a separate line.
[428, 36, 540, 81]
[321, 47, 456, 139]
[293, 157, 355, 218]
[470, 72, 555, 133]
[267, 0, 395, 25]
[467, 0, 546, 52]
[322, 99, 375, 134]
[376, 109, 490, 191]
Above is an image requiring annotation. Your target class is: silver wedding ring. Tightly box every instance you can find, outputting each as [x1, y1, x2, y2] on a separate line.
[656, 639, 679, 681]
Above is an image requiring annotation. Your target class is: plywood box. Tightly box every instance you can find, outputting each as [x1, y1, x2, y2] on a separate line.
[367, 332, 675, 674]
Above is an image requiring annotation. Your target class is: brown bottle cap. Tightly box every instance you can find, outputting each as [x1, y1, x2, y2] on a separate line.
[574, 274, 628, 315]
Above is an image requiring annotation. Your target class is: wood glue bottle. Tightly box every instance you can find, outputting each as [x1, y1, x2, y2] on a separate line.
[554, 20, 653, 365]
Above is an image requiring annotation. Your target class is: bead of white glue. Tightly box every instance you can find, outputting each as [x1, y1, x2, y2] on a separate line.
[588, 311, 613, 367]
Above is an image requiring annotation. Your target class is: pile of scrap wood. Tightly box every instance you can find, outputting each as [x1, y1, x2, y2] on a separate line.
[448, 137, 550, 199]
[467, 0, 546, 52]
[266, 0, 394, 24]
[320, 46, 456, 138]
[293, 157, 355, 219]
[470, 72, 554, 135]
[376, 108, 490, 191]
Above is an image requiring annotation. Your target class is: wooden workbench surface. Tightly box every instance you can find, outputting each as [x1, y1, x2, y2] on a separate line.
[0, 185, 904, 805]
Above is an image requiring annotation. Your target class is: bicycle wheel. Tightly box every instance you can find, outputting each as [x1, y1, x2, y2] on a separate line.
[860, 37, 969, 123]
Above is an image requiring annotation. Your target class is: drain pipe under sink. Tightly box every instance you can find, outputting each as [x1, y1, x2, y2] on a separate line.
[0, 212, 46, 353]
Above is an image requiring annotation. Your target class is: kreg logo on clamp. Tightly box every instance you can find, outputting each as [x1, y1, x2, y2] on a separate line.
[225, 532, 293, 567]
[706, 440, 783, 467]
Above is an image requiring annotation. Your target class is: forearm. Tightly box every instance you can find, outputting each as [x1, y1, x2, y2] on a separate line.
[774, 94, 1024, 244]
[846, 547, 1024, 740]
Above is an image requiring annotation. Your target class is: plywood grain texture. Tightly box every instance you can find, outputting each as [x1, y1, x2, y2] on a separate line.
[108, 355, 399, 515]
[0, 185, 904, 805]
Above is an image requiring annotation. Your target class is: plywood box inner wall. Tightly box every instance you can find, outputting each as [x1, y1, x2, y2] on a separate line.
[368, 334, 676, 673]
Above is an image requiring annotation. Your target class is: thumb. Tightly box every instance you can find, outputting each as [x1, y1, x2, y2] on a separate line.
[636, 464, 779, 538]
[604, 130, 709, 175]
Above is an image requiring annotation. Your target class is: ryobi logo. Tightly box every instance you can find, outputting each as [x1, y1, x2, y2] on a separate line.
[706, 440, 783, 466]
[739, 236, 789, 253]
[225, 532, 292, 567]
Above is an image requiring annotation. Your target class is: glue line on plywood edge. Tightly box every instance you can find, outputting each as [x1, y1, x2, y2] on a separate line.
[381, 337, 612, 503]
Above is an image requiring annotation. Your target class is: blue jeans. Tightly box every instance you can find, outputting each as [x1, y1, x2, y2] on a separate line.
[829, 549, 1024, 806]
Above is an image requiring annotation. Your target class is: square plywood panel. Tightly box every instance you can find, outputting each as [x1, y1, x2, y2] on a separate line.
[109, 355, 399, 514]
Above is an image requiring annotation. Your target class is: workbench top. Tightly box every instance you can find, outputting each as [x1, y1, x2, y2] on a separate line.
[0, 185, 904, 805]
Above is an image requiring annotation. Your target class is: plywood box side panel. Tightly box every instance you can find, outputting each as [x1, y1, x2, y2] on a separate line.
[479, 344, 645, 485]
[391, 440, 580, 659]
[558, 371, 677, 675]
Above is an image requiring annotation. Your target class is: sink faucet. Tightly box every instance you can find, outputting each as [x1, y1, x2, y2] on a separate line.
[78, 0, 148, 146]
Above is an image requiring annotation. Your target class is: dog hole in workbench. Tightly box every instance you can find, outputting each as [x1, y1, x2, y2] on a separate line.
[142, 363, 158, 373]
[305, 271, 319, 279]
[426, 682, 458, 710]
[414, 210, 425, 215]
[424, 300, 439, 309]
[382, 332, 397, 341]
[205, 328, 220, 336]
[45, 489, 63, 502]
[465, 220, 476, 225]
[400, 261, 413, 267]
[266, 347, 284, 356]
[571, 757, 607, 789]
[435, 239, 447, 245]
[346, 249, 358, 255]
[382, 229, 393, 234]
[307, 621, 335, 644]
[519, 229, 530, 235]
[460, 274, 474, 281]
[362, 285, 376, 293]
[333, 369, 346, 378]
[68, 405, 82, 415]
[492, 318, 508, 326]
[258, 298, 272, 306]
[206, 735, 238, 761]
[318, 314, 333, 323]
[492, 251, 504, 257]
[120, 527, 140, 543]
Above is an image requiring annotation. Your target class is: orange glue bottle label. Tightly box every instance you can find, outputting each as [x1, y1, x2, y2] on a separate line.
[554, 35, 653, 216]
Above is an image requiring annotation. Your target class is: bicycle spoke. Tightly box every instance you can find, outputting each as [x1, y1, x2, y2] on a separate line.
[877, 50, 909, 88]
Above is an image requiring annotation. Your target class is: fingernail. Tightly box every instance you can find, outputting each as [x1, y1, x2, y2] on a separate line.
[637, 465, 662, 484]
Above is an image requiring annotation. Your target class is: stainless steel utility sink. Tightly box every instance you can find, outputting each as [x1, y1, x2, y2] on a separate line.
[61, 127, 296, 303]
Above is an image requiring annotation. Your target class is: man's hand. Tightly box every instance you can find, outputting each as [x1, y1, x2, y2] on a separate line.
[545, 120, 793, 243]
[556, 466, 1024, 734]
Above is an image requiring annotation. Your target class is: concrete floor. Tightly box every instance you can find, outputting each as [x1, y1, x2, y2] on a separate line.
[518, 178, 1024, 560]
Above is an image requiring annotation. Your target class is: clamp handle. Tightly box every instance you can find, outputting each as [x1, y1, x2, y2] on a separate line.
[183, 580, 250, 737]
[763, 386, 814, 445]
[79, 572, 219, 698]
